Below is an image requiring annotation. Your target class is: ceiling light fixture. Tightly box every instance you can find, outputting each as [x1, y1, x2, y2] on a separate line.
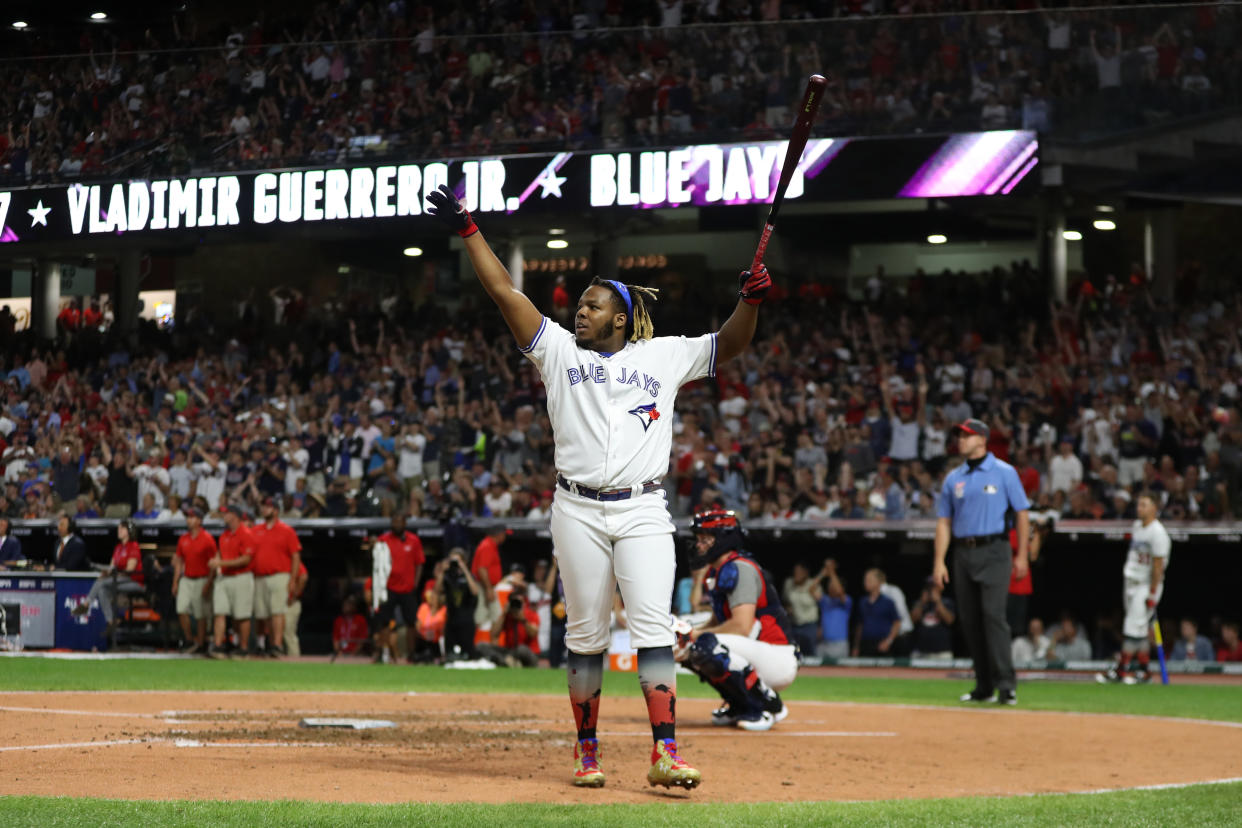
[546, 239, 569, 249]
[402, 247, 423, 257]
[1063, 230, 1083, 241]
[1092, 219, 1116, 231]
[926, 234, 947, 244]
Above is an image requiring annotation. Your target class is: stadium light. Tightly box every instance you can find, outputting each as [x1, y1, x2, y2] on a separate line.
[1063, 230, 1083, 241]
[548, 228, 566, 235]
[90, 12, 108, 20]
[926, 234, 947, 244]
[1096, 205, 1115, 212]
[402, 247, 423, 257]
[546, 239, 569, 249]
[1093, 219, 1116, 231]
[12, 21, 28, 29]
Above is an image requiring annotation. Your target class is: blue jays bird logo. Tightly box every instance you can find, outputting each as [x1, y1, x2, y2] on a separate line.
[628, 403, 661, 431]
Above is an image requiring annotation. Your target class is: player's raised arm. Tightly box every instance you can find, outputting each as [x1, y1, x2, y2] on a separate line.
[714, 264, 769, 364]
[425, 184, 543, 348]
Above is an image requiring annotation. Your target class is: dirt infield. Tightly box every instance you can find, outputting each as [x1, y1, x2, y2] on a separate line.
[2, 691, 1241, 803]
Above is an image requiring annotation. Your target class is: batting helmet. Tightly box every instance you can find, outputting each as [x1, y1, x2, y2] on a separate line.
[688, 508, 745, 569]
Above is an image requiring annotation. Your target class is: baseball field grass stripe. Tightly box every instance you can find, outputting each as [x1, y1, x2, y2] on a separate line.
[2, 660, 1240, 724]
[3, 783, 1242, 827]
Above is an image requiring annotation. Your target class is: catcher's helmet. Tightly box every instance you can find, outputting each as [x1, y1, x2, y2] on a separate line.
[688, 508, 745, 569]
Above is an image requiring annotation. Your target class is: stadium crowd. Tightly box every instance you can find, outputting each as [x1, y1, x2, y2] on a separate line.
[3, 1, 1242, 183]
[1, 261, 1240, 529]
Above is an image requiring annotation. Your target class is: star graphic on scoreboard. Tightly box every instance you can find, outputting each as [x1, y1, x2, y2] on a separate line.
[536, 169, 567, 199]
[27, 200, 51, 227]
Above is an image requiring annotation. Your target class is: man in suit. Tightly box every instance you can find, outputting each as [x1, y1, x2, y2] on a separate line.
[53, 513, 89, 571]
[0, 517, 22, 568]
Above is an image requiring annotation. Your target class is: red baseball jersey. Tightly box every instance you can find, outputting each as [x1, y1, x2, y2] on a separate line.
[379, 530, 425, 594]
[218, 525, 257, 574]
[251, 519, 301, 576]
[176, 529, 217, 579]
[112, 540, 144, 586]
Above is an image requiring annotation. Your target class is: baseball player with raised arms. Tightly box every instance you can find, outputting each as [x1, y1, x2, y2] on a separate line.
[1097, 491, 1170, 685]
[427, 183, 770, 790]
[678, 509, 796, 730]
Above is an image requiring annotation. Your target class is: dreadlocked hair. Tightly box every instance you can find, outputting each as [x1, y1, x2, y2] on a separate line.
[591, 277, 660, 342]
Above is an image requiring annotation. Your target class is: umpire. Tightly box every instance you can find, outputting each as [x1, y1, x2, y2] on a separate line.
[933, 418, 1030, 705]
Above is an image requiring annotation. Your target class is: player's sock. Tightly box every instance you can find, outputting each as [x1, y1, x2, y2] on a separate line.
[637, 646, 677, 743]
[567, 650, 604, 741]
[1137, 651, 1151, 670]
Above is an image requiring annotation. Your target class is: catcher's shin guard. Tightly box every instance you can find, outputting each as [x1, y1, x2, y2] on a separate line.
[686, 633, 766, 718]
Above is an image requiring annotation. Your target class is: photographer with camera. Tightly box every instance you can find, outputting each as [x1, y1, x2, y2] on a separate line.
[478, 587, 541, 668]
[437, 548, 481, 661]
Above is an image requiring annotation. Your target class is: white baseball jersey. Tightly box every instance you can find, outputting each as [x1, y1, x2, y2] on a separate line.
[520, 316, 717, 488]
[1123, 518, 1171, 583]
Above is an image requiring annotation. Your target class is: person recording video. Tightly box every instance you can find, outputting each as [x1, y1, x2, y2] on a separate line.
[436, 548, 480, 661]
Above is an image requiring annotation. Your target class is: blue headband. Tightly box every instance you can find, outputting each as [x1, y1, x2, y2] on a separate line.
[606, 280, 633, 318]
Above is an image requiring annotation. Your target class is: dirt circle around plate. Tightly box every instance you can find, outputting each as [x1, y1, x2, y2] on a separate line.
[3, 691, 1241, 803]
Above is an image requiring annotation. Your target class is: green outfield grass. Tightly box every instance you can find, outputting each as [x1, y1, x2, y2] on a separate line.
[2, 658, 1240, 724]
[3, 784, 1241, 828]
[2, 658, 1239, 827]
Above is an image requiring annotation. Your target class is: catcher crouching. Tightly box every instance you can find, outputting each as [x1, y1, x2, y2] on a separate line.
[677, 509, 798, 730]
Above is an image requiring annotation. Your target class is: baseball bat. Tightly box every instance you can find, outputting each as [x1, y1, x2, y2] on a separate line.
[1153, 617, 1170, 685]
[750, 73, 829, 271]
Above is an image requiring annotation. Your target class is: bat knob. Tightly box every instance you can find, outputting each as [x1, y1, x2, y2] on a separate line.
[809, 74, 828, 88]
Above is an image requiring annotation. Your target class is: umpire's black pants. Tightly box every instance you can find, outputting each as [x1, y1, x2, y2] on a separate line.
[953, 538, 1016, 693]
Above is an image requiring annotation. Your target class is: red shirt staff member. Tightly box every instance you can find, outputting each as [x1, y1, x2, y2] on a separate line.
[471, 527, 506, 632]
[209, 505, 256, 657]
[173, 508, 217, 655]
[374, 512, 426, 663]
[1006, 518, 1046, 646]
[250, 496, 302, 657]
[71, 519, 144, 633]
[285, 560, 309, 657]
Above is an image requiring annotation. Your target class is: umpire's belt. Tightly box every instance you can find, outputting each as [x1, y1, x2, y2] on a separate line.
[954, 533, 1006, 548]
[557, 474, 660, 501]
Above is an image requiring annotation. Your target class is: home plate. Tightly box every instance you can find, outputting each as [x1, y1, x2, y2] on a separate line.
[298, 718, 397, 730]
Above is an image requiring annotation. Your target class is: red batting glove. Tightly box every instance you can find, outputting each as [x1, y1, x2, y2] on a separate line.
[1145, 595, 1157, 610]
[739, 264, 771, 305]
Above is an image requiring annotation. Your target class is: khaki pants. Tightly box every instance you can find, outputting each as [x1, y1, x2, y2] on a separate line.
[254, 572, 290, 620]
[284, 598, 302, 656]
[104, 503, 133, 518]
[213, 573, 255, 619]
[176, 576, 210, 619]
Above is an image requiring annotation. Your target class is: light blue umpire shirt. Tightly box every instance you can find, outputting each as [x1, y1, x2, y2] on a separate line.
[937, 452, 1030, 538]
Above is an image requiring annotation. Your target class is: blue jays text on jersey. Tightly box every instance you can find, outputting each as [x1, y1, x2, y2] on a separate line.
[567, 363, 662, 398]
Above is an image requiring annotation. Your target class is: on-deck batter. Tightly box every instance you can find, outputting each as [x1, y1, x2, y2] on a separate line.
[1097, 491, 1170, 685]
[427, 183, 771, 791]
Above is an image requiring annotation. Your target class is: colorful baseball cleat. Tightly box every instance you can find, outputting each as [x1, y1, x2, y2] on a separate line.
[647, 739, 701, 789]
[572, 738, 605, 787]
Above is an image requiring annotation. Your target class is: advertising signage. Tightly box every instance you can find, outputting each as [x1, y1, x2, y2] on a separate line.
[0, 131, 1036, 247]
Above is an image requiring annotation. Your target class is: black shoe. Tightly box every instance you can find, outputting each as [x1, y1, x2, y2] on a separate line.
[997, 689, 1017, 706]
[266, 644, 285, 658]
[180, 641, 201, 654]
[230, 648, 251, 659]
[959, 688, 996, 702]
